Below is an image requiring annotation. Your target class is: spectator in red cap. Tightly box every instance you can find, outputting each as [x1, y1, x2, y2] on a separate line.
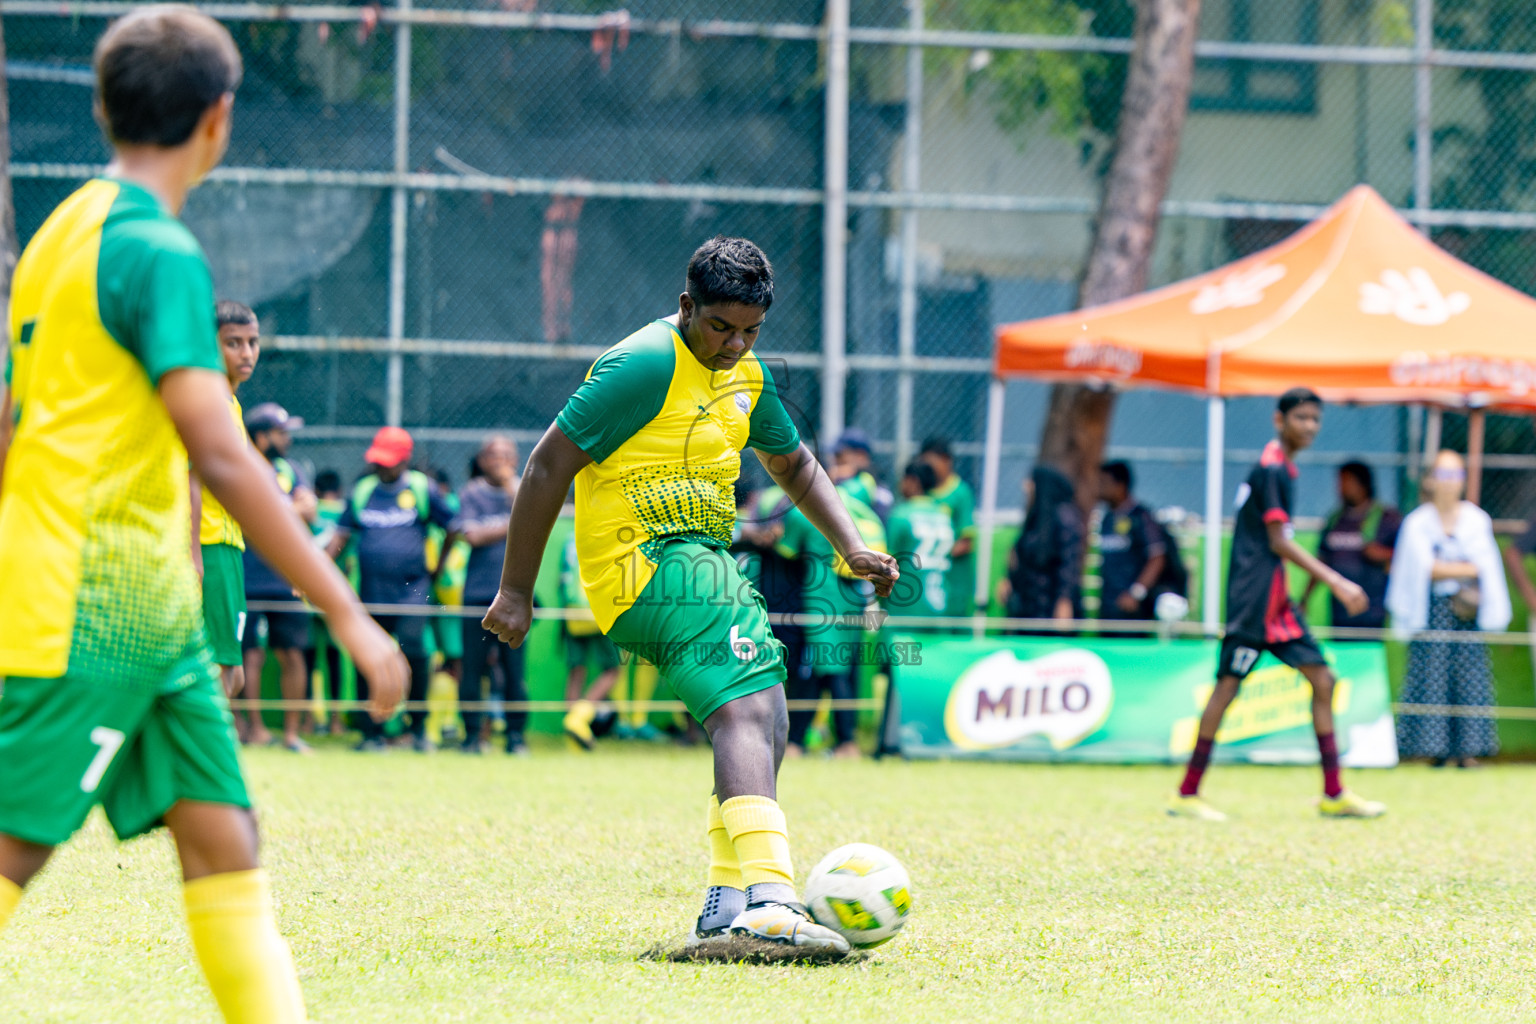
[328, 426, 456, 752]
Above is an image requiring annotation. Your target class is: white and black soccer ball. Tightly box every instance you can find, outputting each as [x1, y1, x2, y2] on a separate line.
[803, 843, 912, 948]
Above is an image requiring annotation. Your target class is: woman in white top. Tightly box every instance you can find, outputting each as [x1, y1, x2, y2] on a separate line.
[1386, 450, 1511, 767]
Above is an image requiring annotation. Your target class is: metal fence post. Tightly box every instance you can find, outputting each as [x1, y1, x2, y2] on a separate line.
[894, 0, 923, 474]
[1201, 394, 1225, 636]
[386, 0, 414, 428]
[975, 377, 1006, 618]
[820, 0, 851, 447]
[1413, 0, 1432, 220]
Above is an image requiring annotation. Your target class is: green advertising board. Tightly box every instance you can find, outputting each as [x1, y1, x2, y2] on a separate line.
[895, 635, 1397, 766]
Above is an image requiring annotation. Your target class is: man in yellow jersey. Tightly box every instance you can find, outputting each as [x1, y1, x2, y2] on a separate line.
[192, 300, 260, 702]
[0, 10, 407, 1022]
[483, 236, 899, 952]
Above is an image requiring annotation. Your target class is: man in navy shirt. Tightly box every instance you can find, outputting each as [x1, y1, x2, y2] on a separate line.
[329, 427, 456, 751]
[240, 402, 318, 752]
[1096, 461, 1169, 627]
[1170, 389, 1385, 822]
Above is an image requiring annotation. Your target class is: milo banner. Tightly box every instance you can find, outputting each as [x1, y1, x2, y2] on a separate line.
[895, 637, 1398, 766]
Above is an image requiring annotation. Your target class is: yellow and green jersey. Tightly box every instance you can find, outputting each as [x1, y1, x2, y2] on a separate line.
[929, 472, 976, 616]
[0, 178, 222, 687]
[838, 469, 893, 520]
[556, 319, 800, 632]
[197, 394, 246, 550]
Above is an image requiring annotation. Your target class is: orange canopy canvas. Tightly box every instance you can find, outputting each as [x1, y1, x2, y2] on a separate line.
[994, 185, 1536, 409]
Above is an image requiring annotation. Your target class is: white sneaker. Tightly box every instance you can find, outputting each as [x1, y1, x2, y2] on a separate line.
[729, 902, 849, 952]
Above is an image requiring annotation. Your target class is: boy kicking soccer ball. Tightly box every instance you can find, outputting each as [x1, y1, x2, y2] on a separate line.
[0, 9, 407, 1021]
[483, 236, 899, 952]
[1169, 387, 1386, 821]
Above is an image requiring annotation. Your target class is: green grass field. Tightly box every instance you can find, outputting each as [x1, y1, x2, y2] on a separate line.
[3, 742, 1535, 1023]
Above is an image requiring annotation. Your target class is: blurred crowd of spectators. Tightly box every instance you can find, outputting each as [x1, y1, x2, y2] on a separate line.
[240, 393, 1536, 766]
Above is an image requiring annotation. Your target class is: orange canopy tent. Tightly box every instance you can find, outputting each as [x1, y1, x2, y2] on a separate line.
[994, 185, 1536, 407]
[977, 185, 1536, 629]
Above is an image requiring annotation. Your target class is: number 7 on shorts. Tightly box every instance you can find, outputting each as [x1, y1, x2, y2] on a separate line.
[81, 726, 126, 794]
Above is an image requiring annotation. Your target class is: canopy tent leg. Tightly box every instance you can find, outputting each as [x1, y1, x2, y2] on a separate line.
[1467, 408, 1486, 506]
[1202, 396, 1225, 635]
[975, 378, 1007, 636]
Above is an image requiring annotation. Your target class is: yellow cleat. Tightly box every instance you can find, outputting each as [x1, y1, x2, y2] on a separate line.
[1318, 790, 1386, 818]
[563, 699, 596, 751]
[1166, 793, 1228, 822]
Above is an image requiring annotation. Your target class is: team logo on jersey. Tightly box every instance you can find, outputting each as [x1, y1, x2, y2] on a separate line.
[733, 391, 752, 415]
[730, 624, 757, 661]
[398, 490, 417, 510]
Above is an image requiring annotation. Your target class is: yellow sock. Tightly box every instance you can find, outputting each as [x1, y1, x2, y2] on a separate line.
[719, 795, 793, 888]
[184, 869, 306, 1024]
[0, 875, 20, 931]
[707, 796, 743, 890]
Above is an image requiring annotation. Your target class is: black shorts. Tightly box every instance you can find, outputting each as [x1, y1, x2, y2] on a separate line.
[1217, 634, 1325, 682]
[241, 609, 313, 652]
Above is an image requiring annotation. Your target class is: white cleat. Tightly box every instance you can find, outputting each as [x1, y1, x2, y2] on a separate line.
[729, 901, 850, 952]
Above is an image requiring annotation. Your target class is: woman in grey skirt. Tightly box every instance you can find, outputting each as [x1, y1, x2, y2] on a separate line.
[1386, 451, 1511, 766]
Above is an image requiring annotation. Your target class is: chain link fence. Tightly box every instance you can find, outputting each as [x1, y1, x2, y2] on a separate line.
[9, 0, 1536, 522]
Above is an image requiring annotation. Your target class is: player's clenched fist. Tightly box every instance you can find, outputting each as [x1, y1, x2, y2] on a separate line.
[331, 610, 409, 721]
[483, 587, 534, 648]
[846, 549, 900, 599]
[1330, 575, 1369, 618]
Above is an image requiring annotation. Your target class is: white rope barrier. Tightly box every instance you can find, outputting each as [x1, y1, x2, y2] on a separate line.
[246, 598, 1536, 647]
[229, 699, 880, 712]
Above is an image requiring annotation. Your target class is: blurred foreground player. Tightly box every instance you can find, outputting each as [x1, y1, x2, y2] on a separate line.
[1168, 388, 1385, 821]
[0, 10, 407, 1021]
[483, 237, 898, 952]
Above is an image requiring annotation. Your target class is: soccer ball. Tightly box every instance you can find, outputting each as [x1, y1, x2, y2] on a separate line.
[803, 843, 912, 948]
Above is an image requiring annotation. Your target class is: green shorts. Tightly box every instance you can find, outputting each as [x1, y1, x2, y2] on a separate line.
[606, 540, 785, 722]
[200, 543, 247, 667]
[430, 610, 463, 661]
[0, 667, 250, 847]
[564, 630, 621, 672]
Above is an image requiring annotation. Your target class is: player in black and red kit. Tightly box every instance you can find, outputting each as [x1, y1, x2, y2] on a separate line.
[1169, 388, 1387, 821]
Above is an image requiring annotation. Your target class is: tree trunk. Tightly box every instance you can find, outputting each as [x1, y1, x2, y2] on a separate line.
[1037, 0, 1201, 510]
